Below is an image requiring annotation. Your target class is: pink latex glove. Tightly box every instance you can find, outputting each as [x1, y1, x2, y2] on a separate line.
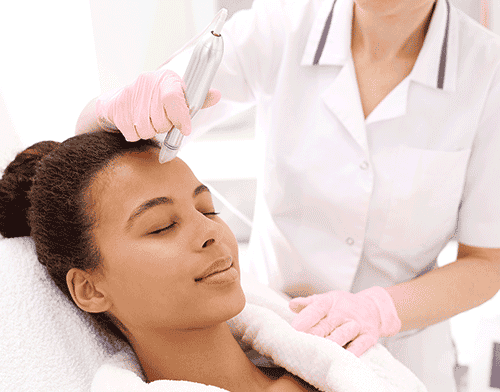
[95, 69, 221, 141]
[289, 286, 402, 357]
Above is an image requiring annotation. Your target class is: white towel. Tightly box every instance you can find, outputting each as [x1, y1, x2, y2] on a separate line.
[0, 236, 427, 392]
[92, 303, 427, 392]
[0, 237, 128, 392]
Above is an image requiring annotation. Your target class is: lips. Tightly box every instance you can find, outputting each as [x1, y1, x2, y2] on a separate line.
[195, 256, 233, 282]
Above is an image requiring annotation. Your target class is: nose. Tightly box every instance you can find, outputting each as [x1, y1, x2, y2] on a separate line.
[202, 238, 215, 248]
[193, 212, 223, 250]
[200, 227, 221, 249]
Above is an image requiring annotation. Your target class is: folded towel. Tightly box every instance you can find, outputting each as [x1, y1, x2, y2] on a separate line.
[229, 304, 427, 392]
[0, 236, 427, 392]
[92, 303, 427, 392]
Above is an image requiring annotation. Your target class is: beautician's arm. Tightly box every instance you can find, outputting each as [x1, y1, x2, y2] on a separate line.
[75, 98, 103, 134]
[385, 243, 500, 332]
[75, 69, 219, 139]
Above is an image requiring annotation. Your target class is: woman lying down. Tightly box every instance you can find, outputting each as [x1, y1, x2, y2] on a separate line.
[0, 132, 426, 392]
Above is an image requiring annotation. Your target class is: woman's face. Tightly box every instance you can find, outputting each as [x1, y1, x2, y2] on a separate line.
[89, 149, 245, 333]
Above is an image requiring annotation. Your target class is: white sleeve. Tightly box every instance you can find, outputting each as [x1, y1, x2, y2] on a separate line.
[456, 65, 500, 248]
[180, 0, 287, 140]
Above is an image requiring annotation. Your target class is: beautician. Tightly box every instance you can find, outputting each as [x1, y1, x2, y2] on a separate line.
[77, 0, 500, 390]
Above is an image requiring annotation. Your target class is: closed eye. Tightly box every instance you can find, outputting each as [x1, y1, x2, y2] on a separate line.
[149, 222, 177, 235]
[148, 212, 218, 235]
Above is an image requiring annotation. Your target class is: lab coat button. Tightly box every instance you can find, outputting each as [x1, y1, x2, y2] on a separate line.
[360, 161, 369, 170]
[346, 237, 354, 245]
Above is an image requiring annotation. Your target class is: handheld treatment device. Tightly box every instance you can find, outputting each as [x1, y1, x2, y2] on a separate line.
[159, 9, 228, 164]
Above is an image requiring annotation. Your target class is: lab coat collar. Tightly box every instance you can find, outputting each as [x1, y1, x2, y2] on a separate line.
[301, 0, 458, 92]
[410, 0, 458, 92]
[300, 0, 352, 66]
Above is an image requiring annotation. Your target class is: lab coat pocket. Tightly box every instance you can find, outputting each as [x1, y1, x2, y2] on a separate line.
[380, 146, 471, 258]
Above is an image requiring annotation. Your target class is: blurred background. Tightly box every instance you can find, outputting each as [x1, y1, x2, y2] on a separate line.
[0, 1, 499, 390]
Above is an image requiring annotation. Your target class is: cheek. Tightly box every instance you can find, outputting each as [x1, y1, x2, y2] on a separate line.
[102, 226, 192, 276]
[221, 223, 239, 259]
[97, 223, 244, 330]
[104, 262, 200, 330]
[101, 238, 194, 317]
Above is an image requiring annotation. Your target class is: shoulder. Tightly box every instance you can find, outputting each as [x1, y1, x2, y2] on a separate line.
[452, 5, 500, 71]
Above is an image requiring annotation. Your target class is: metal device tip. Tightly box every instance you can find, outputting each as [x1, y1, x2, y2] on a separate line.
[158, 145, 178, 164]
[213, 8, 228, 36]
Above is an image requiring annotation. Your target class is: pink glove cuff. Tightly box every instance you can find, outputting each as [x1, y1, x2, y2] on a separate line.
[358, 286, 402, 337]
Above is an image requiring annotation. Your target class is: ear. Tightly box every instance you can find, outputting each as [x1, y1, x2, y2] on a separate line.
[66, 268, 111, 313]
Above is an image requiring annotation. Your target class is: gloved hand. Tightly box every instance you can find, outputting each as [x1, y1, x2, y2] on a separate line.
[95, 69, 221, 141]
[289, 286, 402, 357]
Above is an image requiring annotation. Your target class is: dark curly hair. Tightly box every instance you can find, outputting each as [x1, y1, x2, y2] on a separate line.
[0, 131, 159, 341]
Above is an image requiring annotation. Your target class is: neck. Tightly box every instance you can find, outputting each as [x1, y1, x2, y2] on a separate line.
[128, 322, 272, 391]
[351, 1, 436, 62]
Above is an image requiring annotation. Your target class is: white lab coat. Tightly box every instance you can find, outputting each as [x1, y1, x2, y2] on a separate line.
[185, 0, 500, 390]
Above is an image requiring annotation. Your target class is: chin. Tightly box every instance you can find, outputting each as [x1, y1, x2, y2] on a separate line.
[221, 284, 247, 320]
[234, 287, 247, 315]
[205, 285, 247, 326]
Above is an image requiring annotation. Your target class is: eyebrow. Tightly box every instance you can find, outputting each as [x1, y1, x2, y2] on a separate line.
[126, 184, 210, 228]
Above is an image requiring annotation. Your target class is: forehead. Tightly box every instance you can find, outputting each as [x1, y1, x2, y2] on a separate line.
[89, 152, 200, 221]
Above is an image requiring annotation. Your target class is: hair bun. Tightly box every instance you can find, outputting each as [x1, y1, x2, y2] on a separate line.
[0, 141, 60, 238]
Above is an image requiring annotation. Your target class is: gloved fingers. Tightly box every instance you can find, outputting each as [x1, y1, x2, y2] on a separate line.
[304, 316, 341, 338]
[324, 320, 361, 347]
[162, 88, 192, 136]
[154, 88, 219, 136]
[344, 334, 378, 358]
[149, 92, 174, 135]
[290, 299, 332, 332]
[146, 71, 175, 135]
[159, 71, 192, 136]
[288, 296, 316, 313]
[149, 109, 174, 136]
[305, 313, 347, 336]
[102, 88, 139, 141]
[114, 115, 141, 142]
[124, 72, 159, 140]
[201, 89, 222, 109]
[134, 114, 159, 140]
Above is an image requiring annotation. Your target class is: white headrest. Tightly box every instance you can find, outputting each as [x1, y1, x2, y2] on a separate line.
[0, 237, 129, 391]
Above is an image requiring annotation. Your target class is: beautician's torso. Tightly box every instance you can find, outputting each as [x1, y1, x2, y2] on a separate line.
[190, 0, 500, 295]
[175, 0, 500, 389]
